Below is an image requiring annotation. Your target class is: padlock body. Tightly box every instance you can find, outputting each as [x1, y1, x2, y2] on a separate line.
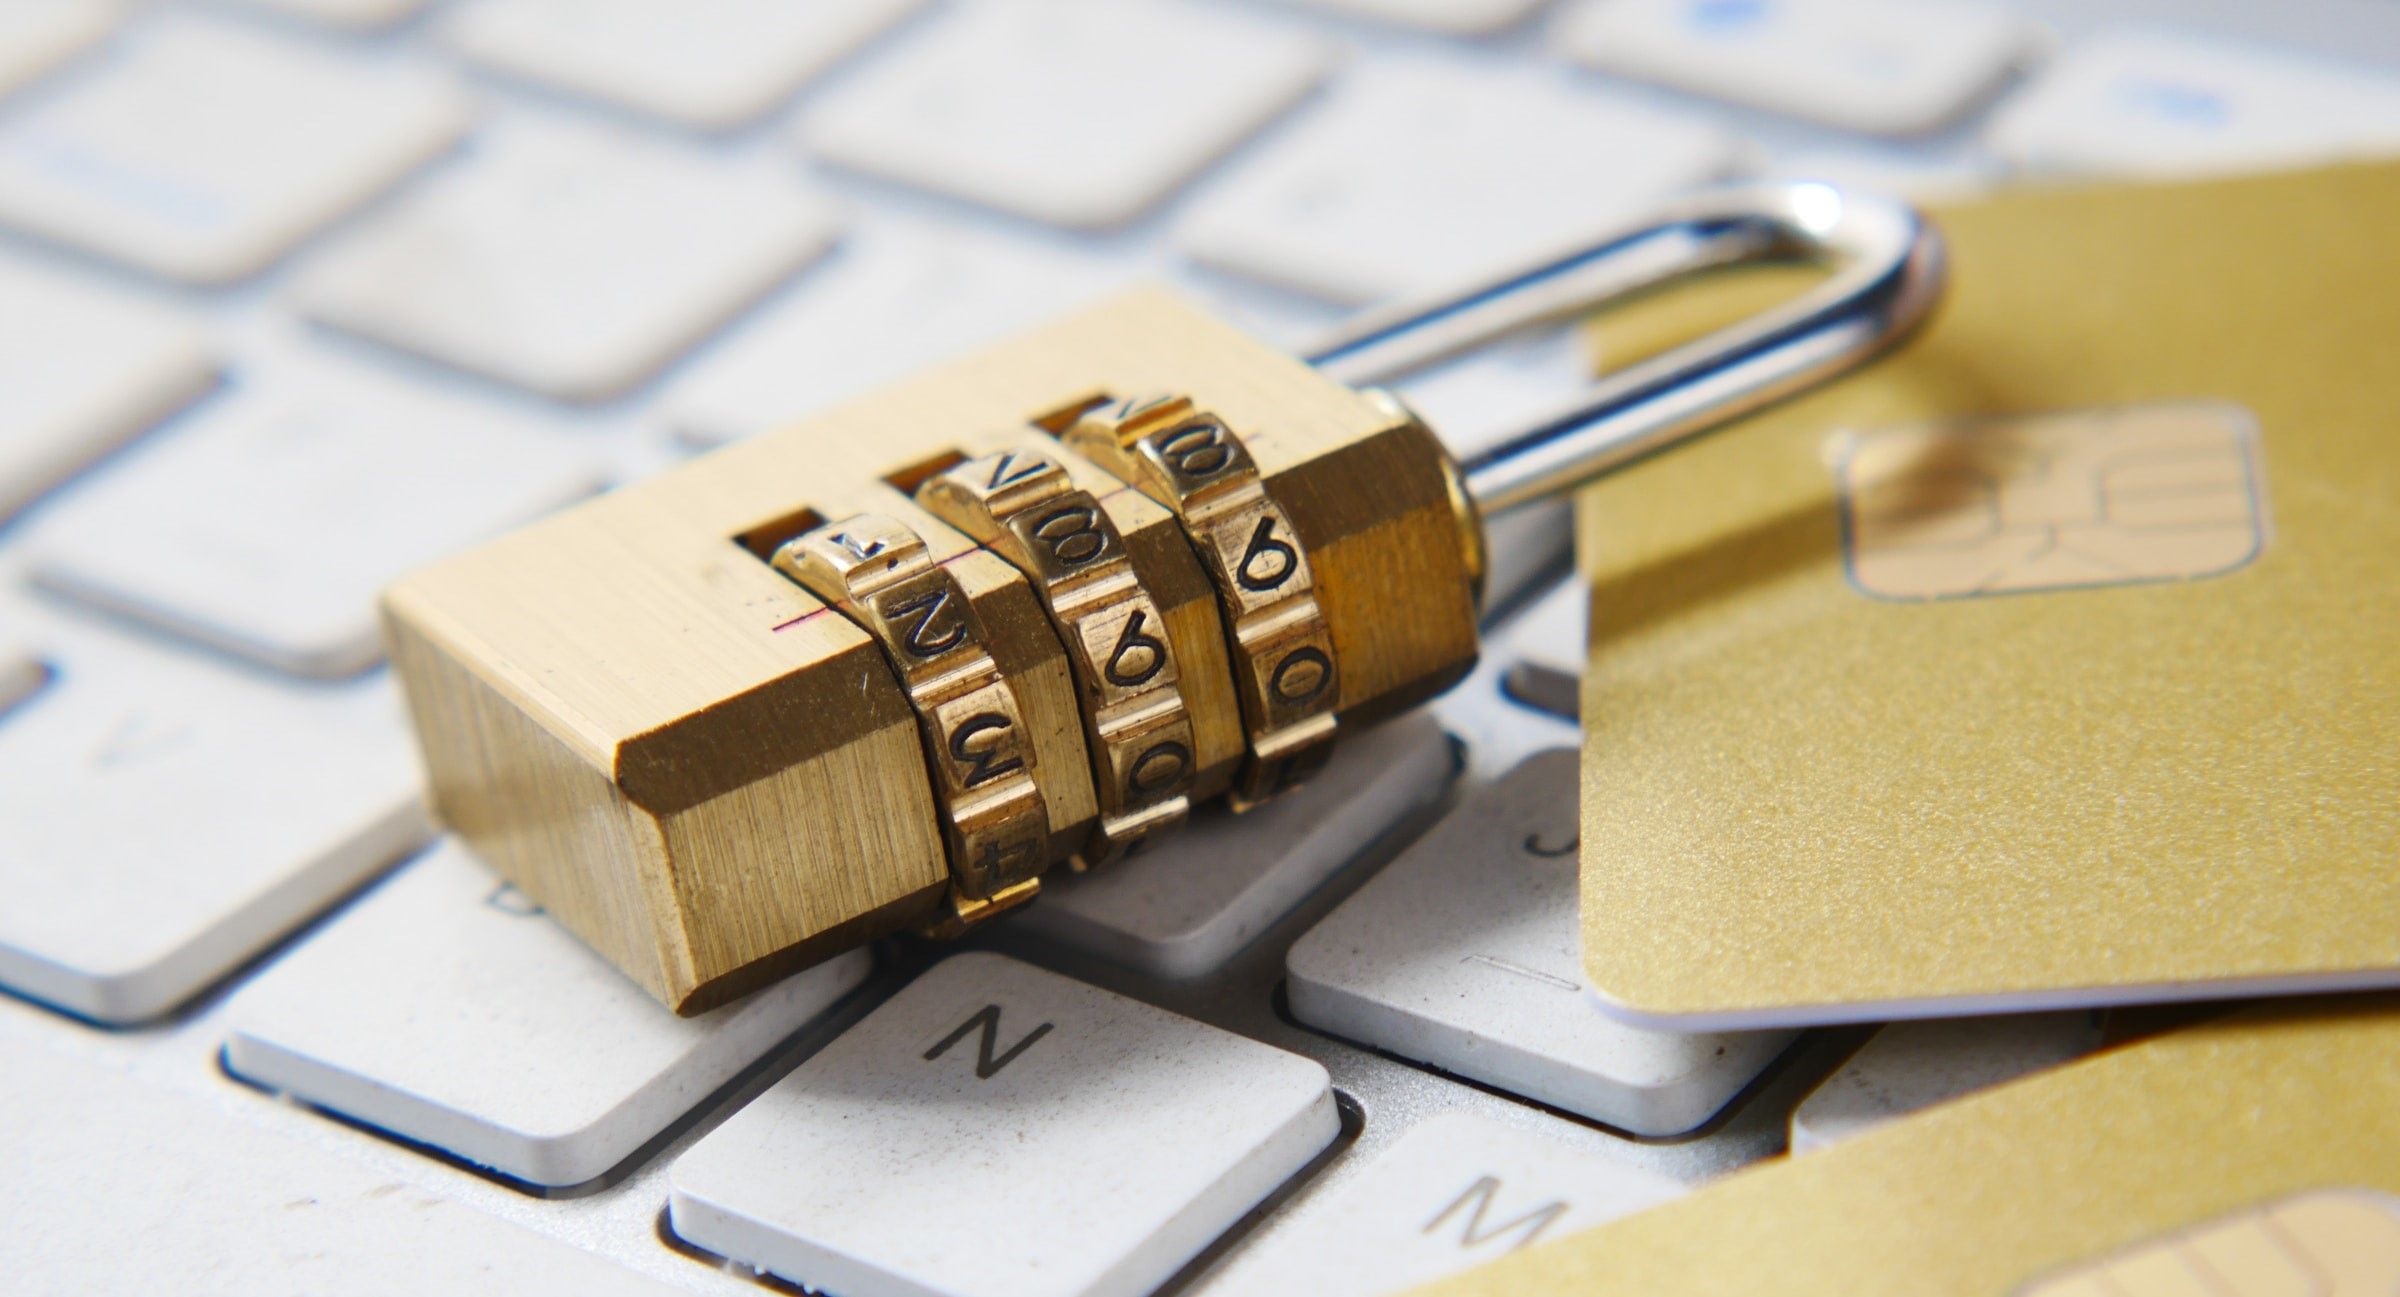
[382, 288, 1478, 1013]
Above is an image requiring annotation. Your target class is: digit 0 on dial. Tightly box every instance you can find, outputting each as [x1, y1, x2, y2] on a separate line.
[918, 443, 1201, 863]
[1065, 395, 1340, 808]
[773, 514, 1049, 925]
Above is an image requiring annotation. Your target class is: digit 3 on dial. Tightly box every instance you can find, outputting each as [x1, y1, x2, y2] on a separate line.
[773, 514, 1050, 921]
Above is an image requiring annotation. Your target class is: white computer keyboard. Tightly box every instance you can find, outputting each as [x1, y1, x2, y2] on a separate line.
[3, 2, 2396, 1293]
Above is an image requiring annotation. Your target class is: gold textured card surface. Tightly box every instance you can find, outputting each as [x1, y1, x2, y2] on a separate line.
[1409, 997, 2400, 1297]
[1572, 161, 2400, 1029]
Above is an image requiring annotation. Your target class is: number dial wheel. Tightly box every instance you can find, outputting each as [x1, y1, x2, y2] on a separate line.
[775, 514, 1050, 899]
[919, 444, 1201, 862]
[1065, 395, 1339, 808]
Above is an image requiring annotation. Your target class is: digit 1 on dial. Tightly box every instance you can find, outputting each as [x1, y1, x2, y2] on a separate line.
[919, 443, 1199, 863]
[773, 513, 1049, 910]
[1063, 395, 1338, 809]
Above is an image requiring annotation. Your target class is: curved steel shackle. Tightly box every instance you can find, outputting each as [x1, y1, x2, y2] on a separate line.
[1303, 181, 1947, 518]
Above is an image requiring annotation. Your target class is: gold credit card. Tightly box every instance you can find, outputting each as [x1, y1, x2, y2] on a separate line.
[1572, 161, 2400, 1030]
[1408, 997, 2400, 1297]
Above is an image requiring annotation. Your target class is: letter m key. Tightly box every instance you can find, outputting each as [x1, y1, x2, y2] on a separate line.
[923, 1004, 1054, 1080]
[1423, 1176, 1569, 1253]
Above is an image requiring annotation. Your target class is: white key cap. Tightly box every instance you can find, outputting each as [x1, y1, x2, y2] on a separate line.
[224, 840, 872, 1187]
[664, 221, 1127, 448]
[1012, 713, 1452, 978]
[671, 951, 1338, 1297]
[1216, 1112, 1682, 1296]
[231, 0, 427, 31]
[801, 0, 1329, 230]
[444, 0, 923, 131]
[0, 643, 42, 717]
[0, 21, 467, 284]
[1772, 146, 1999, 202]
[1287, 750, 1795, 1135]
[299, 118, 838, 400]
[0, 1034, 682, 1295]
[1497, 578, 1584, 720]
[0, 252, 213, 521]
[1179, 59, 1740, 305]
[1789, 1011, 2104, 1153]
[26, 361, 603, 677]
[0, 0, 116, 99]
[0, 613, 429, 1023]
[1273, 0, 1547, 37]
[1555, 0, 2040, 138]
[1987, 30, 2400, 178]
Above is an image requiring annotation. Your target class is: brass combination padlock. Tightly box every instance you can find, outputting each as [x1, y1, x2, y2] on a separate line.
[383, 184, 1942, 1013]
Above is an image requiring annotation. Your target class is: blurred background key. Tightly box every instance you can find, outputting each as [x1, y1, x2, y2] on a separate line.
[1178, 57, 1740, 305]
[296, 117, 840, 401]
[0, 250, 214, 522]
[0, 0, 117, 100]
[663, 220, 1127, 449]
[799, 0, 1331, 230]
[23, 360, 604, 677]
[229, 0, 428, 32]
[0, 18, 467, 284]
[1554, 0, 2043, 137]
[1988, 29, 2400, 177]
[1273, 0, 1551, 38]
[439, 0, 924, 133]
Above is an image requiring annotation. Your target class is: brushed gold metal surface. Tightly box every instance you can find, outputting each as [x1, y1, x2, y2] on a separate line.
[382, 287, 1477, 1012]
[1410, 997, 2400, 1297]
[1571, 161, 2400, 1027]
[774, 514, 1053, 900]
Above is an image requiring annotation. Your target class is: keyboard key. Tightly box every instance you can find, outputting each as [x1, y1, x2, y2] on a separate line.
[26, 360, 603, 677]
[444, 0, 922, 131]
[1287, 750, 1795, 1135]
[1214, 1112, 1682, 1296]
[1179, 58, 1739, 304]
[0, 611, 429, 1023]
[1273, 0, 1547, 37]
[0, 252, 214, 521]
[663, 220, 1126, 448]
[1496, 578, 1582, 720]
[801, 0, 1329, 230]
[671, 951, 1338, 1297]
[1554, 0, 2040, 138]
[0, 20, 467, 284]
[299, 118, 838, 401]
[1987, 30, 2400, 177]
[1772, 146, 1999, 202]
[1789, 1011, 2104, 1153]
[224, 840, 872, 1187]
[232, 0, 429, 31]
[1012, 713, 1452, 978]
[0, 0, 115, 99]
[0, 1031, 682, 1295]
